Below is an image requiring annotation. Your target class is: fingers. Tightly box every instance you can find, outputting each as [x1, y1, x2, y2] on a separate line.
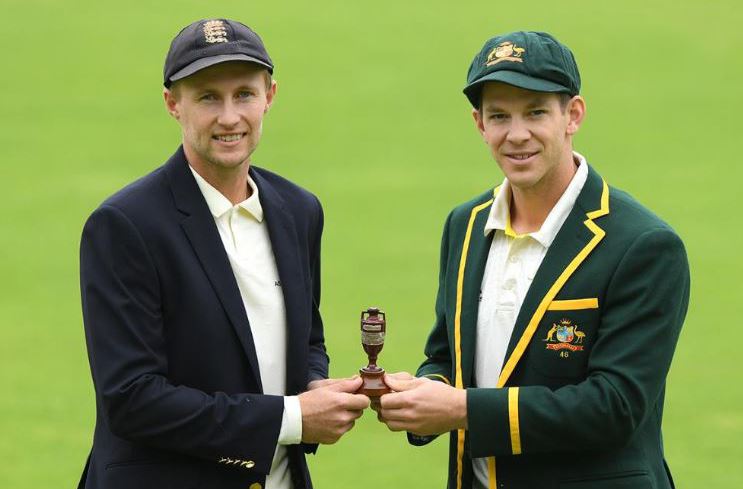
[325, 376, 363, 393]
[323, 420, 358, 444]
[385, 371, 415, 381]
[376, 408, 414, 432]
[307, 378, 336, 390]
[342, 392, 371, 410]
[379, 390, 405, 410]
[308, 375, 360, 391]
[383, 374, 423, 393]
[382, 420, 410, 432]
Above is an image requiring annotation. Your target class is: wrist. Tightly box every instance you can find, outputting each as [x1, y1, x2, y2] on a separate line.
[455, 388, 468, 430]
[457, 389, 467, 430]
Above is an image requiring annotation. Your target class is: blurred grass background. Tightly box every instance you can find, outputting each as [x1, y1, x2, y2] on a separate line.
[1, 0, 741, 487]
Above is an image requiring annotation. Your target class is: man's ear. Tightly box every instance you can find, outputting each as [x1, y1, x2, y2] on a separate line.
[566, 95, 586, 136]
[163, 88, 180, 120]
[472, 108, 486, 138]
[264, 79, 277, 113]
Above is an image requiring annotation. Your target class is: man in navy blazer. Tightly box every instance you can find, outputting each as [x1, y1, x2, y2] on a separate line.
[78, 19, 369, 489]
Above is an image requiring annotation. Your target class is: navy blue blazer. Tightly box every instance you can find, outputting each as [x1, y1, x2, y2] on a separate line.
[78, 147, 329, 489]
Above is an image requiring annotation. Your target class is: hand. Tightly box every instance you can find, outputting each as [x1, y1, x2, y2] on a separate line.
[307, 377, 350, 390]
[378, 374, 467, 436]
[299, 377, 370, 444]
[369, 371, 415, 413]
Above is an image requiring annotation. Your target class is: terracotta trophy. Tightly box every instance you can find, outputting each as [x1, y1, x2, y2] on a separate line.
[358, 307, 390, 404]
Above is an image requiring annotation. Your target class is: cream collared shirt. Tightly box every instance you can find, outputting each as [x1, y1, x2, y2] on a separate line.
[189, 166, 302, 489]
[472, 153, 588, 489]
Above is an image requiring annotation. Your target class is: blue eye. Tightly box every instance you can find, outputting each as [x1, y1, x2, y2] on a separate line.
[237, 91, 253, 99]
[200, 93, 217, 102]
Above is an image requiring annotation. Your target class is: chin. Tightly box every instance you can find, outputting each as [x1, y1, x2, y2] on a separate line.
[506, 174, 539, 191]
[210, 151, 250, 168]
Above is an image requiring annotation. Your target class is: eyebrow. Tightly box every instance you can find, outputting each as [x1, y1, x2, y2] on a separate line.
[525, 96, 550, 108]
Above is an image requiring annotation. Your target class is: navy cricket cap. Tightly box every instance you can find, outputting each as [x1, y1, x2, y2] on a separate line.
[163, 19, 273, 88]
[463, 31, 580, 108]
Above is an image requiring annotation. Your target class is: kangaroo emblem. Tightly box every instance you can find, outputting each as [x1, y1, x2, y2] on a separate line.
[573, 325, 586, 344]
[543, 324, 557, 342]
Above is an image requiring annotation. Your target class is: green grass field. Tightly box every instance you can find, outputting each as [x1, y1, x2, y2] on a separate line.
[1, 0, 742, 487]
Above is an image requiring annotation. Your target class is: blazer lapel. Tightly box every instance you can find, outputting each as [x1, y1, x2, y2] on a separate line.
[498, 166, 610, 387]
[250, 169, 307, 396]
[460, 204, 494, 388]
[164, 148, 263, 389]
[451, 194, 494, 390]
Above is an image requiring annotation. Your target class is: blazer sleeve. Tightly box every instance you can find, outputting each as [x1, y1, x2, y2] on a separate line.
[467, 227, 690, 457]
[302, 195, 328, 455]
[307, 195, 329, 383]
[80, 204, 284, 474]
[415, 210, 455, 385]
[408, 211, 456, 447]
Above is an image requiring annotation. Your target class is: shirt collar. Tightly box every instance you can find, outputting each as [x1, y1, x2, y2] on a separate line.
[189, 166, 264, 222]
[483, 151, 589, 248]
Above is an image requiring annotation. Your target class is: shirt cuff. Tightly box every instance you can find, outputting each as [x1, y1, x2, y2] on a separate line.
[278, 396, 302, 445]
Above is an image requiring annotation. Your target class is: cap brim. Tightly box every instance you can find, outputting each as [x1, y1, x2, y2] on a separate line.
[169, 54, 273, 84]
[463, 70, 571, 107]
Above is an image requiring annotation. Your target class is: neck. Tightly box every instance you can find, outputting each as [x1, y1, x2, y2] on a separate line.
[186, 153, 252, 205]
[509, 155, 578, 235]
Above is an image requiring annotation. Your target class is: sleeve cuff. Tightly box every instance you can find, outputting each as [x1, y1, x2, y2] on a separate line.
[277, 396, 302, 445]
[467, 387, 521, 457]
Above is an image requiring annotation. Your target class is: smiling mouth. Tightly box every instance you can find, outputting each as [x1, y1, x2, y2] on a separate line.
[213, 133, 246, 142]
[505, 151, 538, 161]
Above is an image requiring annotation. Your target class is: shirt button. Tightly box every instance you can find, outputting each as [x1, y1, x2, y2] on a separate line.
[508, 255, 519, 264]
[503, 279, 516, 290]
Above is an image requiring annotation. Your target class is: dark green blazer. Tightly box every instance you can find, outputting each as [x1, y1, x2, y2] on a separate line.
[413, 165, 689, 489]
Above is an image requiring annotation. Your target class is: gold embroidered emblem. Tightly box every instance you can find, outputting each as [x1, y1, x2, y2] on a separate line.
[543, 319, 585, 357]
[486, 41, 526, 66]
[203, 20, 228, 43]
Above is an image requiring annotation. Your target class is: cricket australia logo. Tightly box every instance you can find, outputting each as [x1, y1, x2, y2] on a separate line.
[543, 318, 585, 356]
[203, 20, 228, 43]
[486, 41, 526, 66]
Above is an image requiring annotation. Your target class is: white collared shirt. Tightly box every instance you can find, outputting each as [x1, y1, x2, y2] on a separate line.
[472, 153, 588, 489]
[190, 166, 302, 489]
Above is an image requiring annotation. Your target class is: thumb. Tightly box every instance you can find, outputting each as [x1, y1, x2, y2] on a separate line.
[384, 374, 420, 392]
[325, 376, 363, 393]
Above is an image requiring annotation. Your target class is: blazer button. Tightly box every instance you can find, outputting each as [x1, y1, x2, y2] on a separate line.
[243, 460, 255, 469]
[249, 483, 262, 489]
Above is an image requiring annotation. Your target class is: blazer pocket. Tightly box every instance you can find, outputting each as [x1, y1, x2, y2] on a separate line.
[547, 298, 599, 310]
[560, 470, 652, 489]
[529, 307, 599, 380]
[105, 460, 202, 489]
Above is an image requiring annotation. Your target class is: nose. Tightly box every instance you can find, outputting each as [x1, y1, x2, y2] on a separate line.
[217, 100, 241, 127]
[506, 117, 531, 145]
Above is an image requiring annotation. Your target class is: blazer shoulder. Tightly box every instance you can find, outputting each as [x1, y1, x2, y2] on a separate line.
[447, 188, 496, 227]
[252, 165, 320, 208]
[99, 165, 168, 214]
[606, 185, 680, 239]
[84, 165, 171, 237]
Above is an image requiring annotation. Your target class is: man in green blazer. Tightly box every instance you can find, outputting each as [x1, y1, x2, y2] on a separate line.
[377, 31, 689, 489]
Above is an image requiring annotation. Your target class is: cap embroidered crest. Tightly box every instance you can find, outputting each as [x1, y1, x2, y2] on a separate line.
[486, 41, 526, 66]
[203, 20, 228, 43]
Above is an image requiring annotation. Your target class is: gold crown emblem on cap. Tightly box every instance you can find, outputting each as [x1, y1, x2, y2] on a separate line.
[203, 20, 228, 43]
[486, 41, 525, 66]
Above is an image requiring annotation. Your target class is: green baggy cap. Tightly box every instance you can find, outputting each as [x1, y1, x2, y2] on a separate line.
[463, 31, 581, 108]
